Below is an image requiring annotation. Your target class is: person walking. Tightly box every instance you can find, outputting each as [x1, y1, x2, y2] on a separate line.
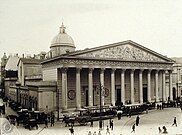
[93, 131, 96, 135]
[69, 126, 74, 135]
[50, 113, 55, 127]
[110, 120, 113, 130]
[98, 131, 101, 135]
[109, 119, 112, 128]
[131, 124, 135, 133]
[158, 127, 162, 134]
[172, 117, 177, 127]
[88, 131, 92, 135]
[44, 114, 48, 128]
[106, 125, 110, 135]
[162, 126, 168, 133]
[90, 120, 93, 127]
[136, 115, 140, 126]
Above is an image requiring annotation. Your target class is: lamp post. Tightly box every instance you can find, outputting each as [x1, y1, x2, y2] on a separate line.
[95, 83, 105, 130]
[99, 83, 102, 129]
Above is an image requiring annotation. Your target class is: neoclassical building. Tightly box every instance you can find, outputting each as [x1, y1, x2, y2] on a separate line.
[42, 24, 174, 112]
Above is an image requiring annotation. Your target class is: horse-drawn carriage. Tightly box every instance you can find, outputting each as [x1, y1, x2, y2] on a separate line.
[16, 109, 45, 130]
[121, 104, 147, 116]
[62, 106, 117, 126]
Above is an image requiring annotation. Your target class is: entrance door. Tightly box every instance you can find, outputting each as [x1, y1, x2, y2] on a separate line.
[143, 87, 148, 102]
[85, 88, 89, 106]
[83, 86, 89, 106]
[116, 89, 121, 104]
[173, 87, 176, 100]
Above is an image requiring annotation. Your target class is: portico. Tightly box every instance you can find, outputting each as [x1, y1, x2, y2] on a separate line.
[42, 40, 174, 112]
[41, 24, 174, 112]
[56, 67, 172, 111]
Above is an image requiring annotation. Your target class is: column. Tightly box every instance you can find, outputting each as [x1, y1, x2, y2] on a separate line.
[155, 70, 159, 102]
[88, 68, 93, 106]
[130, 69, 135, 104]
[162, 70, 166, 101]
[76, 68, 81, 109]
[100, 68, 105, 106]
[121, 69, 125, 105]
[111, 68, 116, 106]
[61, 68, 68, 111]
[169, 70, 173, 101]
[139, 69, 143, 104]
[147, 69, 151, 102]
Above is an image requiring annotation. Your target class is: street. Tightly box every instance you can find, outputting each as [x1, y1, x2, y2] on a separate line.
[2, 104, 182, 135]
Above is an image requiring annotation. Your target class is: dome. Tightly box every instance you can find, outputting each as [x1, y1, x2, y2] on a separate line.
[50, 23, 75, 48]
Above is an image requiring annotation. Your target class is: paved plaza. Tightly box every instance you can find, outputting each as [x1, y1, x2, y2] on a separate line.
[2, 105, 182, 135]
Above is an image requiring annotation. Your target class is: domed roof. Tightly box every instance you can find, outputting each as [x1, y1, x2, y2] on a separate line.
[51, 23, 75, 48]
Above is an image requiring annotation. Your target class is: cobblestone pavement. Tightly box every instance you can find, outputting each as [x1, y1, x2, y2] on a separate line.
[2, 104, 182, 135]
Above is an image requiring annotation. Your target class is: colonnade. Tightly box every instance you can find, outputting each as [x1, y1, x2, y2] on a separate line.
[60, 68, 173, 110]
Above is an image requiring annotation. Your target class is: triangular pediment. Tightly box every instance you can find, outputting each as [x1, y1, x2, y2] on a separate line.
[68, 40, 174, 63]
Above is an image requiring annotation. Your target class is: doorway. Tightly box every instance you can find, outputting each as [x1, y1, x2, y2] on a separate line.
[143, 87, 148, 102]
[85, 89, 89, 106]
[83, 86, 89, 106]
[116, 89, 121, 104]
[173, 87, 176, 100]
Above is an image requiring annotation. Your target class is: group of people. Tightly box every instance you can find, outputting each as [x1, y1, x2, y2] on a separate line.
[158, 126, 167, 134]
[44, 112, 55, 128]
[156, 104, 164, 110]
[88, 131, 101, 135]
[131, 115, 140, 133]
[131, 115, 178, 134]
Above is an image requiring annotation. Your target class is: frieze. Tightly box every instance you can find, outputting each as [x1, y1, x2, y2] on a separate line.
[42, 58, 173, 70]
[77, 44, 166, 62]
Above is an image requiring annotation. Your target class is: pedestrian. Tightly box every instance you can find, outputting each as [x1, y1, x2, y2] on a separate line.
[158, 127, 162, 133]
[106, 125, 110, 135]
[136, 115, 140, 126]
[110, 120, 113, 130]
[69, 126, 74, 135]
[109, 119, 112, 128]
[44, 115, 48, 128]
[157, 104, 159, 110]
[129, 110, 132, 117]
[88, 131, 92, 135]
[172, 117, 177, 127]
[98, 131, 101, 135]
[162, 126, 167, 134]
[90, 120, 93, 127]
[50, 113, 55, 127]
[159, 105, 162, 110]
[93, 131, 96, 135]
[131, 124, 135, 133]
[117, 112, 122, 120]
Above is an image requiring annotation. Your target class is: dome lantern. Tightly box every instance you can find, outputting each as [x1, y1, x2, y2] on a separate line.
[60, 22, 66, 34]
[50, 23, 76, 57]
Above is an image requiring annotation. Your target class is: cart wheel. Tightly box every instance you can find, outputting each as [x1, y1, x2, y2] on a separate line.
[79, 119, 87, 126]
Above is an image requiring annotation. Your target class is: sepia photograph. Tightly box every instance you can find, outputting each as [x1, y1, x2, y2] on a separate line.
[0, 0, 182, 134]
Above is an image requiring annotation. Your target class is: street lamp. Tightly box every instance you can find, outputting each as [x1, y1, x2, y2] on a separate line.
[95, 83, 105, 130]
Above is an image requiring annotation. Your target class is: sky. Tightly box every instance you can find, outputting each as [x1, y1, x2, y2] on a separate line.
[0, 0, 182, 58]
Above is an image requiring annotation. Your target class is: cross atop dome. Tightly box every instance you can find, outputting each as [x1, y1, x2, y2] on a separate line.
[60, 22, 66, 33]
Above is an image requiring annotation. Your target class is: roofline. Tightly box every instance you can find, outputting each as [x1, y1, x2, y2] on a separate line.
[42, 40, 175, 64]
[17, 58, 42, 66]
[42, 55, 174, 65]
[67, 40, 174, 62]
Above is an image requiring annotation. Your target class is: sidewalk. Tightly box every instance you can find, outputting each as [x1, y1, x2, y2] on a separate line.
[2, 106, 182, 135]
